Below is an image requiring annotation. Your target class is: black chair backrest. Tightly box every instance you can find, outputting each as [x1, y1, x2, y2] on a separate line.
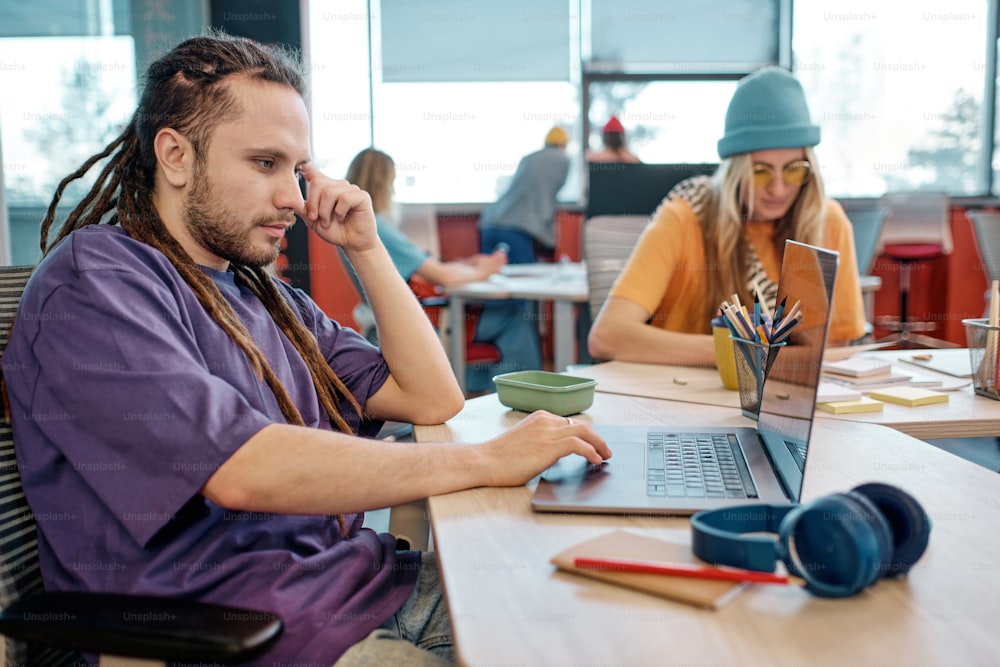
[0, 265, 78, 666]
[586, 162, 717, 219]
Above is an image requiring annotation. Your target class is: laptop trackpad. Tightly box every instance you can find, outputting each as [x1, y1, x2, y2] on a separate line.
[540, 443, 644, 483]
[540, 456, 605, 483]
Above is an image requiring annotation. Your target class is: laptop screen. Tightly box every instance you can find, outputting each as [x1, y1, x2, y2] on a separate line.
[756, 241, 839, 502]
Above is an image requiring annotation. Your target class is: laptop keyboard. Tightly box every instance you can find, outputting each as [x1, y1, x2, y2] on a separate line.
[646, 432, 758, 499]
[785, 440, 807, 471]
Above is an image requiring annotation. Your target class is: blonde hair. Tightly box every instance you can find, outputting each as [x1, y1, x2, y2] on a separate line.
[697, 146, 826, 327]
[346, 148, 396, 217]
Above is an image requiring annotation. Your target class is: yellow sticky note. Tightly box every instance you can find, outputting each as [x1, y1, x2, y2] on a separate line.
[868, 386, 949, 407]
[816, 397, 885, 414]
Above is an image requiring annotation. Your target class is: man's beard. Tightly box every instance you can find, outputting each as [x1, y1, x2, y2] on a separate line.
[184, 172, 292, 268]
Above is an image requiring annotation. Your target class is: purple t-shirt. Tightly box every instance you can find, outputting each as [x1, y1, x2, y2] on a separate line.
[5, 226, 419, 664]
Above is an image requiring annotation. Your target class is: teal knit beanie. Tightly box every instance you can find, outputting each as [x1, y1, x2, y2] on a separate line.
[717, 67, 820, 158]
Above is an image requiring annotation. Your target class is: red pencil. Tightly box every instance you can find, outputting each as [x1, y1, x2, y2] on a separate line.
[573, 557, 792, 585]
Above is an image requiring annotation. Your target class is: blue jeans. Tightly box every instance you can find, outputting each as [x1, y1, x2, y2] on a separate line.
[479, 226, 553, 265]
[333, 551, 454, 665]
[466, 300, 543, 392]
[472, 228, 546, 391]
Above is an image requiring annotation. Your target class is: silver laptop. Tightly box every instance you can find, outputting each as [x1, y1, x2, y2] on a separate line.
[531, 240, 838, 515]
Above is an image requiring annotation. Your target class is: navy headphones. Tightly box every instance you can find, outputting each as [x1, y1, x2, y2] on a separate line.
[690, 482, 931, 598]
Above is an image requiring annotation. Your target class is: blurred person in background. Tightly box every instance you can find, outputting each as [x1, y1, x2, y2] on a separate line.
[477, 126, 570, 264]
[585, 116, 640, 163]
[345, 148, 541, 393]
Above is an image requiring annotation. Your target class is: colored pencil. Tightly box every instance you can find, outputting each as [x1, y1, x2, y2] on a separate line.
[753, 293, 761, 342]
[773, 295, 787, 323]
[769, 312, 803, 344]
[573, 557, 795, 585]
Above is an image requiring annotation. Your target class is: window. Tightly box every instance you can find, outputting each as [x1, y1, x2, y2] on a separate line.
[587, 0, 780, 74]
[793, 0, 990, 196]
[0, 0, 202, 265]
[374, 81, 580, 204]
[309, 0, 580, 204]
[0, 35, 137, 264]
[307, 0, 374, 182]
[587, 80, 737, 163]
[0, 36, 137, 208]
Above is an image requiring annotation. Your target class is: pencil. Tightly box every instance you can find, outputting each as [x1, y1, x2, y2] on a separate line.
[753, 293, 761, 342]
[573, 557, 794, 585]
[773, 296, 787, 324]
[769, 312, 803, 344]
[725, 304, 755, 340]
[781, 299, 802, 326]
[754, 282, 773, 322]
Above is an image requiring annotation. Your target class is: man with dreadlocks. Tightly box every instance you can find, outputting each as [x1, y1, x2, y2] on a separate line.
[1, 33, 610, 665]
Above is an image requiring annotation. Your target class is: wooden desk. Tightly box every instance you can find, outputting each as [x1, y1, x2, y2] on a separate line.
[415, 392, 1000, 667]
[445, 263, 587, 392]
[569, 351, 1000, 440]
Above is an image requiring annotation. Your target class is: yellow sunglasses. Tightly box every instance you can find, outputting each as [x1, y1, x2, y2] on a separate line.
[752, 160, 812, 189]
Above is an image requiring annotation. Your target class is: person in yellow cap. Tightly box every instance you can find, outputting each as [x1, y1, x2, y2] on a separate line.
[588, 67, 865, 365]
[477, 125, 571, 265]
[545, 126, 569, 147]
[585, 116, 641, 163]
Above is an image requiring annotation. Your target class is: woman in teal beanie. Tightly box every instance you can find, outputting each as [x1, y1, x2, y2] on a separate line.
[588, 67, 866, 365]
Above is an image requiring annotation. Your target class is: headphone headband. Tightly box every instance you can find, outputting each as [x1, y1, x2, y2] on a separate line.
[690, 504, 796, 572]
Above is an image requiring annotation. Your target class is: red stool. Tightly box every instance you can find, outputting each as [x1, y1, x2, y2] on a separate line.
[874, 192, 958, 349]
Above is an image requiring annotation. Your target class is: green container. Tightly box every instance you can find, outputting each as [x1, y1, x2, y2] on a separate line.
[492, 371, 597, 416]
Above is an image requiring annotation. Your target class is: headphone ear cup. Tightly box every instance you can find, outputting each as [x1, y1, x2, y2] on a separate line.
[844, 491, 896, 577]
[851, 482, 931, 578]
[777, 494, 887, 597]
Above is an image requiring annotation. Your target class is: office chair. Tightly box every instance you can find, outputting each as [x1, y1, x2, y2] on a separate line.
[847, 207, 889, 342]
[338, 249, 501, 370]
[967, 210, 1000, 311]
[874, 192, 958, 348]
[581, 215, 651, 359]
[0, 265, 283, 666]
[408, 275, 502, 368]
[850, 208, 889, 275]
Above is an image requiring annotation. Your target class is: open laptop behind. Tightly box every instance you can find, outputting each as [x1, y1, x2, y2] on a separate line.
[531, 240, 838, 515]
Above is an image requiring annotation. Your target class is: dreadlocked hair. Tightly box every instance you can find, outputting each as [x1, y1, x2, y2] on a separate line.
[38, 32, 363, 442]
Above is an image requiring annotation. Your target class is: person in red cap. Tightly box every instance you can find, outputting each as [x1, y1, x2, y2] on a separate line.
[585, 116, 641, 163]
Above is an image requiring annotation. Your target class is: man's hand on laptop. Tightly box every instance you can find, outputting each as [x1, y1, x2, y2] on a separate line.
[477, 411, 612, 487]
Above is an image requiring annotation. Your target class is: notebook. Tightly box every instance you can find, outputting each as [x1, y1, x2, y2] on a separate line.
[531, 240, 838, 515]
[549, 530, 747, 609]
[902, 349, 973, 379]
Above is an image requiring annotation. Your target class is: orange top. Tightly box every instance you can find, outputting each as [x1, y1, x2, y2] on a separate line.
[609, 197, 866, 343]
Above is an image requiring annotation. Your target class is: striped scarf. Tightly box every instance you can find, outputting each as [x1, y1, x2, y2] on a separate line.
[668, 176, 780, 313]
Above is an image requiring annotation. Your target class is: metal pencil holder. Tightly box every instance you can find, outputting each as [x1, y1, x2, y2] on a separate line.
[963, 318, 1000, 400]
[732, 336, 787, 420]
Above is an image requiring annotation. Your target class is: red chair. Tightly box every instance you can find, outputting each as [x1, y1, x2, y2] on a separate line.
[874, 192, 958, 348]
[409, 275, 501, 366]
[555, 210, 584, 261]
